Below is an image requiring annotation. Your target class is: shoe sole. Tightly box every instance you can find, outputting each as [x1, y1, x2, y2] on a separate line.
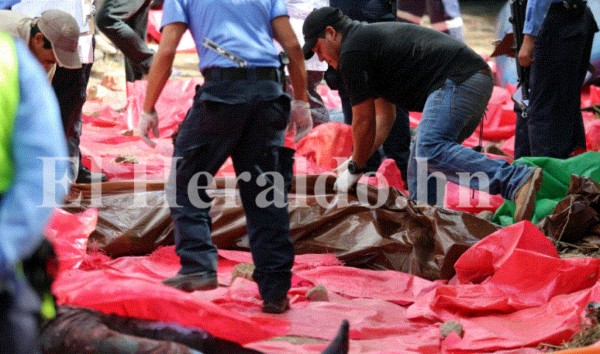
[162, 277, 218, 292]
[514, 168, 543, 222]
[262, 299, 290, 314]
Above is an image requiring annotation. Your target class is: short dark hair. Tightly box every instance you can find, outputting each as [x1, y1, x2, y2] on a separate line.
[30, 22, 52, 49]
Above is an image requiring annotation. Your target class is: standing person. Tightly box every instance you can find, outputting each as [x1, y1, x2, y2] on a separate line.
[50, 0, 108, 183]
[0, 9, 81, 74]
[303, 7, 543, 222]
[96, 0, 155, 82]
[138, 0, 309, 314]
[396, 0, 465, 42]
[515, 0, 597, 159]
[279, 0, 330, 142]
[328, 0, 411, 181]
[0, 32, 70, 354]
[2, 3, 108, 183]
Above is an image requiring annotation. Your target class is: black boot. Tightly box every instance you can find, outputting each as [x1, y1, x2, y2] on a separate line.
[76, 165, 108, 183]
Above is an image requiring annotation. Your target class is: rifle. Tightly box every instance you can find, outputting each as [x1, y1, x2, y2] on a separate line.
[509, 0, 530, 109]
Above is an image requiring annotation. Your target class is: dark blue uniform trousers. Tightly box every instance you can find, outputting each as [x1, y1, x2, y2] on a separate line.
[515, 5, 597, 159]
[170, 86, 294, 303]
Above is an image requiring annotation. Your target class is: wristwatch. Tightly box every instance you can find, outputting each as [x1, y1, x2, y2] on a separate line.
[348, 160, 366, 175]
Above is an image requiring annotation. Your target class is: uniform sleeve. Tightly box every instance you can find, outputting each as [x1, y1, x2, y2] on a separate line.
[523, 0, 551, 36]
[0, 39, 69, 276]
[271, 0, 289, 19]
[161, 0, 189, 29]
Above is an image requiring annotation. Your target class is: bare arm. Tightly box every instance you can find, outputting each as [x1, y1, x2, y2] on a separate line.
[373, 98, 396, 152]
[143, 23, 188, 113]
[271, 16, 308, 102]
[518, 34, 535, 68]
[351, 99, 377, 168]
[351, 98, 396, 168]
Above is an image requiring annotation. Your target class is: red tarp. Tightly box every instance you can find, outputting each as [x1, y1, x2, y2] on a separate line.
[46, 208, 600, 352]
[62, 70, 600, 351]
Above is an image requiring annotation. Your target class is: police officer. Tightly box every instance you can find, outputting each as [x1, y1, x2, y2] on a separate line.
[139, 0, 309, 314]
[328, 0, 411, 182]
[516, 0, 598, 159]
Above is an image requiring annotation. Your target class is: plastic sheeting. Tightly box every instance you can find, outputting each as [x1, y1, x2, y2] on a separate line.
[63, 69, 600, 352]
[539, 175, 600, 243]
[494, 152, 600, 226]
[63, 175, 498, 280]
[44, 210, 600, 353]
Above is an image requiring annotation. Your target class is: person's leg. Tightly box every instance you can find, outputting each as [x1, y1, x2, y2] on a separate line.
[513, 107, 531, 159]
[52, 63, 107, 182]
[96, 0, 154, 82]
[306, 70, 330, 126]
[124, 1, 152, 81]
[409, 73, 534, 206]
[382, 106, 410, 181]
[231, 97, 294, 305]
[169, 94, 242, 278]
[527, 10, 588, 158]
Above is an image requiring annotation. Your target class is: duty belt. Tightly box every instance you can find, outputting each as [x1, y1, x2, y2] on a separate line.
[202, 67, 281, 82]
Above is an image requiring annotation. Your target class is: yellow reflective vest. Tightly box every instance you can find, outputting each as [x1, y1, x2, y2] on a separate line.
[0, 32, 19, 193]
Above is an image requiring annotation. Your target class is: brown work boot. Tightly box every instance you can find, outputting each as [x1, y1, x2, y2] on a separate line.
[513, 168, 543, 222]
[162, 272, 218, 292]
[262, 297, 290, 314]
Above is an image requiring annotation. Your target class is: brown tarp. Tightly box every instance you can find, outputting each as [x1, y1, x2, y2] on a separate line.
[65, 175, 499, 280]
[540, 175, 600, 243]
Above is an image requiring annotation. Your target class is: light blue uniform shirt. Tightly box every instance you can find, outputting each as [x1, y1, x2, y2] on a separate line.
[524, 0, 564, 36]
[0, 39, 69, 278]
[161, 0, 289, 71]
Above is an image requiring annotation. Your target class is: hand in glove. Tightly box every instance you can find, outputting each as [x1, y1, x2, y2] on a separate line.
[334, 158, 351, 174]
[139, 110, 160, 147]
[290, 100, 313, 142]
[333, 168, 362, 193]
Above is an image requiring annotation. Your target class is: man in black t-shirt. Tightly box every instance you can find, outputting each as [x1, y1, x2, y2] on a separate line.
[303, 7, 544, 222]
[328, 0, 410, 182]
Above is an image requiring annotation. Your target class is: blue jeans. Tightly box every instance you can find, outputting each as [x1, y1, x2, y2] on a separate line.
[408, 72, 535, 206]
[170, 84, 294, 303]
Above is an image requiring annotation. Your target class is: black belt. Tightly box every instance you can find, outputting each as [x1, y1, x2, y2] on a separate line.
[549, 0, 586, 11]
[202, 67, 280, 82]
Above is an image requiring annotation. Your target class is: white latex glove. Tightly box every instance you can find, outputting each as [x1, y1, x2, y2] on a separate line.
[333, 168, 362, 193]
[139, 110, 159, 147]
[334, 158, 351, 174]
[291, 100, 313, 142]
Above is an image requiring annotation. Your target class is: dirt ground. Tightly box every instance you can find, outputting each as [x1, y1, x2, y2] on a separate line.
[89, 0, 507, 90]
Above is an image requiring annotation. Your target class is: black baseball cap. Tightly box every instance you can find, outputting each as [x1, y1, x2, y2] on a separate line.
[302, 7, 346, 60]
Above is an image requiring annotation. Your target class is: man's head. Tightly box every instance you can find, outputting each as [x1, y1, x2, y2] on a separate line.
[302, 7, 347, 69]
[29, 9, 81, 71]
